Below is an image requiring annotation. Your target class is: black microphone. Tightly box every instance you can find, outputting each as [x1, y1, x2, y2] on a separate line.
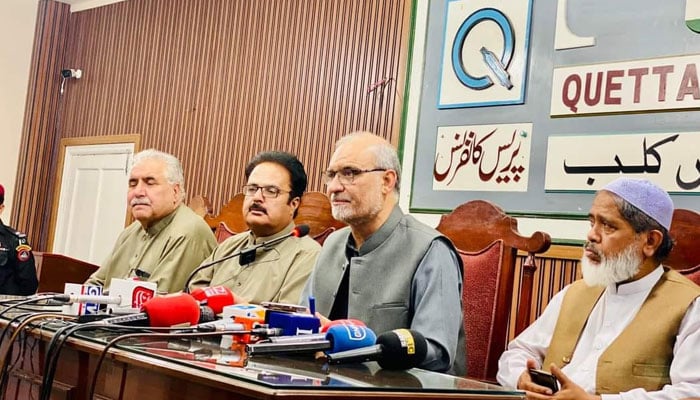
[325, 329, 428, 370]
[183, 224, 310, 291]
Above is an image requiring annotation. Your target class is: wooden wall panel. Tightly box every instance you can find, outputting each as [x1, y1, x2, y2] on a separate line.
[13, 0, 70, 249]
[58, 0, 412, 217]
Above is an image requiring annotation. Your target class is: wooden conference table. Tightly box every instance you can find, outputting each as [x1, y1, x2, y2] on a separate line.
[0, 302, 524, 400]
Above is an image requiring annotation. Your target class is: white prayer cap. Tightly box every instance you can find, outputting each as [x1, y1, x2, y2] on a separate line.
[602, 178, 673, 230]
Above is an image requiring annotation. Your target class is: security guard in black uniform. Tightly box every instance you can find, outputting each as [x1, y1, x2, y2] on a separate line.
[0, 184, 38, 295]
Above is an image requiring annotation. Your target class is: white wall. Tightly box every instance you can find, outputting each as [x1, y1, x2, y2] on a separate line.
[399, 0, 589, 242]
[58, 0, 125, 12]
[0, 0, 40, 220]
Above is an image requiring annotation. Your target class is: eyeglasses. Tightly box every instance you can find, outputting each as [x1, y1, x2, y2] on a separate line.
[242, 184, 291, 199]
[322, 168, 387, 185]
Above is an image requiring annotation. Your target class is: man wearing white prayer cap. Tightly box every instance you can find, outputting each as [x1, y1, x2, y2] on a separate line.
[497, 178, 700, 399]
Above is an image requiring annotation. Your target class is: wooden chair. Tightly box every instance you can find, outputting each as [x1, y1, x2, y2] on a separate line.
[436, 200, 551, 382]
[214, 222, 237, 243]
[189, 195, 213, 218]
[667, 208, 700, 285]
[203, 193, 247, 234]
[203, 191, 345, 245]
[294, 192, 345, 244]
[311, 227, 337, 246]
[34, 252, 100, 293]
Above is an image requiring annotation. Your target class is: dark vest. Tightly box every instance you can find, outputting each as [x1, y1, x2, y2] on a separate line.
[310, 206, 466, 374]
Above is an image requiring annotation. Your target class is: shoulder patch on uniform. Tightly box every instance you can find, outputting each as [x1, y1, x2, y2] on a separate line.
[9, 229, 27, 239]
[13, 232, 28, 245]
[16, 244, 32, 262]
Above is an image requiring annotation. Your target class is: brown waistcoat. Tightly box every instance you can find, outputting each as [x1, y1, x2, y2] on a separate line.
[543, 268, 700, 394]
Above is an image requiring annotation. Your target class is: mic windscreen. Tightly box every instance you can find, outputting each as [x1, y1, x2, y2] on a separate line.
[198, 305, 216, 323]
[190, 286, 236, 314]
[292, 224, 310, 238]
[375, 329, 427, 370]
[321, 318, 366, 333]
[142, 293, 201, 327]
[325, 324, 376, 353]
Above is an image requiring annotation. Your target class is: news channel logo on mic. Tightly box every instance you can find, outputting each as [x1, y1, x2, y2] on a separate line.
[108, 278, 157, 313]
[63, 283, 103, 315]
[339, 323, 373, 342]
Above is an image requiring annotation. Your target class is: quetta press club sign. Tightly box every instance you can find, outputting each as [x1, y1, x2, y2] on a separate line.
[551, 54, 700, 116]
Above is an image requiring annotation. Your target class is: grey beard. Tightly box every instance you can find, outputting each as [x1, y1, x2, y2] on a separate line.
[581, 245, 642, 287]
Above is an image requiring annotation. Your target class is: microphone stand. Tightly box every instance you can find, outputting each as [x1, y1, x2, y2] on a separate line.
[182, 225, 309, 292]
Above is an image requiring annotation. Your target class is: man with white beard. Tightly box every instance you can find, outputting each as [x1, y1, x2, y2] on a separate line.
[300, 132, 465, 375]
[497, 178, 700, 399]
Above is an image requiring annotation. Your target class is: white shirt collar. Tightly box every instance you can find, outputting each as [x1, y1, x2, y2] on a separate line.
[608, 265, 664, 296]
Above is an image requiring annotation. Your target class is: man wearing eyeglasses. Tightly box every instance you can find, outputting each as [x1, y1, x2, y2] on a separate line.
[188, 151, 320, 304]
[300, 132, 465, 375]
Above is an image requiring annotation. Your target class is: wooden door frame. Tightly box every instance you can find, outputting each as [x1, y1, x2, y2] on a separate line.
[47, 134, 141, 252]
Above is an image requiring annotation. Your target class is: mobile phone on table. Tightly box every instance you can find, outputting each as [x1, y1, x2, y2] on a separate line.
[528, 368, 559, 393]
[260, 301, 307, 313]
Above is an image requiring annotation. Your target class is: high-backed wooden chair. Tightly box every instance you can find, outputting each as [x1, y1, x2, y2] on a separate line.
[202, 192, 345, 245]
[436, 200, 551, 382]
[311, 227, 337, 246]
[667, 208, 700, 285]
[34, 252, 100, 293]
[204, 193, 247, 236]
[294, 192, 346, 244]
[214, 222, 237, 243]
[189, 195, 213, 218]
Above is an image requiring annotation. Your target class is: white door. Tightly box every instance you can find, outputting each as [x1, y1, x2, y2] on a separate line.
[52, 143, 134, 264]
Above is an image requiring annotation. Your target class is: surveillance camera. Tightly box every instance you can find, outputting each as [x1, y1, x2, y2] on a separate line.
[60, 69, 82, 79]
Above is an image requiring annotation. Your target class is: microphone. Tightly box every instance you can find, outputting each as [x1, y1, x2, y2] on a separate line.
[265, 319, 365, 343]
[195, 318, 283, 338]
[196, 319, 246, 332]
[326, 323, 377, 353]
[325, 329, 428, 370]
[190, 286, 236, 314]
[99, 293, 201, 327]
[54, 294, 123, 305]
[246, 324, 376, 355]
[183, 224, 310, 291]
[198, 305, 217, 323]
[321, 318, 366, 333]
[107, 278, 157, 311]
[61, 283, 113, 316]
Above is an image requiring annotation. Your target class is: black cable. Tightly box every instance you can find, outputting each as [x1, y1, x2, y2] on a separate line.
[0, 312, 71, 398]
[0, 311, 36, 394]
[0, 298, 25, 305]
[0, 312, 34, 352]
[0, 292, 62, 306]
[0, 297, 66, 400]
[0, 295, 64, 321]
[87, 330, 250, 399]
[39, 322, 88, 400]
[41, 321, 123, 400]
[0, 293, 66, 396]
[39, 323, 221, 400]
